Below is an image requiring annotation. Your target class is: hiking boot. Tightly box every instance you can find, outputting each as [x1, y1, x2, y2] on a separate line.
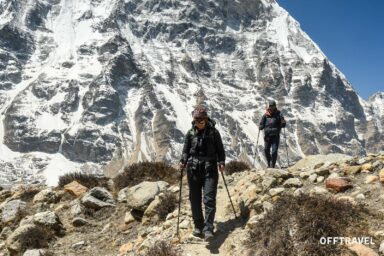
[204, 230, 214, 241]
[192, 228, 203, 237]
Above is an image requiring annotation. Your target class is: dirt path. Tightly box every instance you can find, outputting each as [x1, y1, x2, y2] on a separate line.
[179, 178, 246, 256]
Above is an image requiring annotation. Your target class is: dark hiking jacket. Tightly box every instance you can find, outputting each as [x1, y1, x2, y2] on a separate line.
[180, 118, 225, 166]
[259, 109, 286, 137]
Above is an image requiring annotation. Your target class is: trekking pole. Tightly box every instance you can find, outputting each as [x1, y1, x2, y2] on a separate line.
[253, 129, 260, 167]
[176, 166, 184, 238]
[283, 128, 290, 167]
[220, 171, 237, 218]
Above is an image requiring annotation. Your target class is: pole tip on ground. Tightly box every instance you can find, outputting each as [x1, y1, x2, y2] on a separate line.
[172, 236, 181, 244]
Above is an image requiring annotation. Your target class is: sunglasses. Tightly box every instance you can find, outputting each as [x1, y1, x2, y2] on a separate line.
[194, 119, 206, 124]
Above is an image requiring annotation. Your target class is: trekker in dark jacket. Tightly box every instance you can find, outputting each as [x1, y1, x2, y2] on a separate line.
[259, 100, 286, 168]
[179, 105, 225, 241]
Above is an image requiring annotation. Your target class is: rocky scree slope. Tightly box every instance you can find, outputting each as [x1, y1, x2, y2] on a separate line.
[0, 153, 383, 255]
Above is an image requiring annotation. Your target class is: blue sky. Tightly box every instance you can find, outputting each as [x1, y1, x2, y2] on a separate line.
[277, 0, 384, 100]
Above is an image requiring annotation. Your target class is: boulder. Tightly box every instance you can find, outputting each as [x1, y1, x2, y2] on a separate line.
[81, 187, 115, 210]
[64, 181, 88, 197]
[243, 184, 260, 205]
[33, 188, 58, 204]
[283, 178, 303, 188]
[6, 224, 50, 255]
[379, 241, 384, 254]
[124, 212, 136, 224]
[23, 249, 52, 256]
[118, 181, 168, 211]
[308, 174, 317, 183]
[142, 195, 162, 224]
[355, 193, 365, 200]
[23, 211, 65, 236]
[70, 199, 84, 217]
[266, 169, 292, 179]
[299, 171, 311, 179]
[293, 188, 304, 197]
[365, 175, 379, 184]
[261, 176, 277, 191]
[325, 177, 353, 193]
[328, 173, 340, 179]
[72, 217, 88, 227]
[361, 163, 373, 171]
[344, 165, 361, 175]
[71, 241, 87, 249]
[119, 242, 134, 256]
[379, 168, 384, 182]
[347, 243, 378, 256]
[310, 186, 329, 196]
[1, 199, 27, 224]
[357, 158, 370, 165]
[269, 188, 285, 197]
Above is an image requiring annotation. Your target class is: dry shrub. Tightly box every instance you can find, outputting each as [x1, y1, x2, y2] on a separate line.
[157, 192, 177, 222]
[10, 225, 51, 254]
[17, 187, 41, 202]
[112, 162, 178, 191]
[57, 172, 108, 189]
[225, 160, 250, 175]
[146, 240, 180, 256]
[247, 194, 371, 256]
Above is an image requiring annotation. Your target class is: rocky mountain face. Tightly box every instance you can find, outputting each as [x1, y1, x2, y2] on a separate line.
[0, 0, 383, 185]
[0, 153, 384, 255]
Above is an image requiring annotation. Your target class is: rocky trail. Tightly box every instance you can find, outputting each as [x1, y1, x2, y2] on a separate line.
[0, 153, 384, 255]
[179, 178, 247, 256]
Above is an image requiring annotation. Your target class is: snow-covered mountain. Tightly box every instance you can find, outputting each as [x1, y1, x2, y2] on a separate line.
[0, 0, 383, 185]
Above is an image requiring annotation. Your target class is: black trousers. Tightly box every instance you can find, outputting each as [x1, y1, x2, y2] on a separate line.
[264, 135, 280, 168]
[187, 160, 218, 232]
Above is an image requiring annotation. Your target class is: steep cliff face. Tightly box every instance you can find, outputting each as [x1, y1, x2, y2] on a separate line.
[0, 0, 383, 185]
[362, 92, 384, 153]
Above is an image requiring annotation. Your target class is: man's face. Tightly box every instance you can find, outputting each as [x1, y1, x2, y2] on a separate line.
[194, 118, 207, 129]
[269, 105, 276, 111]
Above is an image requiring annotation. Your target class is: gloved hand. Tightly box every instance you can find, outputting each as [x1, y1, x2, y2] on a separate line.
[179, 162, 186, 169]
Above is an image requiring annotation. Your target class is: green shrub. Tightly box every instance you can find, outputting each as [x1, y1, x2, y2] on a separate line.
[57, 172, 108, 189]
[225, 160, 250, 175]
[246, 194, 371, 256]
[112, 162, 178, 191]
